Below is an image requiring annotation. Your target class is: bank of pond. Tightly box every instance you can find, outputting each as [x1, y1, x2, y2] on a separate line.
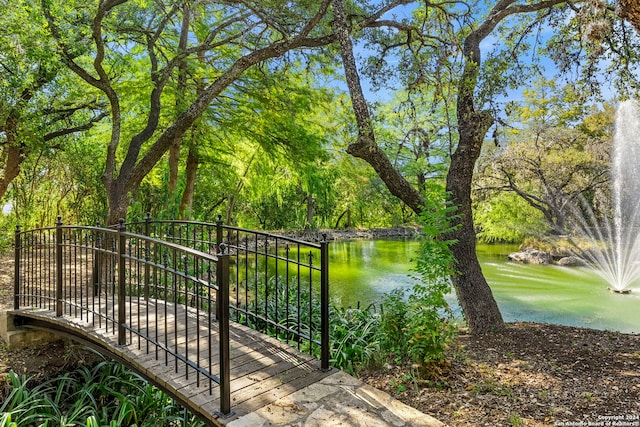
[328, 239, 640, 334]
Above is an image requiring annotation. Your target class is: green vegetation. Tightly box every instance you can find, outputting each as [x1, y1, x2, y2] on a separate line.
[328, 287, 456, 377]
[329, 185, 458, 376]
[2, 0, 639, 332]
[474, 80, 613, 241]
[2, 1, 640, 421]
[1, 359, 204, 427]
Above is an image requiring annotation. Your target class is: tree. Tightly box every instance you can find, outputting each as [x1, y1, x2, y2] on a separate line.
[40, 0, 336, 224]
[0, 6, 105, 207]
[476, 82, 613, 235]
[474, 192, 549, 243]
[332, 0, 640, 333]
[39, 0, 426, 227]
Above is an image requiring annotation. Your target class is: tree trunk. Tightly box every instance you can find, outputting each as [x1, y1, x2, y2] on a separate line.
[305, 194, 314, 228]
[446, 27, 506, 333]
[179, 147, 199, 218]
[168, 141, 181, 195]
[106, 188, 130, 227]
[446, 115, 505, 332]
[331, 0, 424, 214]
[0, 114, 24, 200]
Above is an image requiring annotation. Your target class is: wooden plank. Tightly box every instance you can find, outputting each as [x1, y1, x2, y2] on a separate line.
[13, 296, 329, 425]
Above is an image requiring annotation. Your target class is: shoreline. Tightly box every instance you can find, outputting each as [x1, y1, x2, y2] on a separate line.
[286, 225, 424, 242]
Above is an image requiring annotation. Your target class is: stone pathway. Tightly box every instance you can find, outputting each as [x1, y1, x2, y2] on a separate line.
[223, 370, 447, 427]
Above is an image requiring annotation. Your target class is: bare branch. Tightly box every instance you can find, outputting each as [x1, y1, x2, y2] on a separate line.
[43, 111, 109, 142]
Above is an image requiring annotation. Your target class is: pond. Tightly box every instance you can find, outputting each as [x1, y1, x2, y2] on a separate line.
[328, 239, 640, 334]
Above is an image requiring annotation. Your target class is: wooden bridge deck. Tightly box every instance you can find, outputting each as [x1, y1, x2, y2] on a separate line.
[11, 300, 333, 426]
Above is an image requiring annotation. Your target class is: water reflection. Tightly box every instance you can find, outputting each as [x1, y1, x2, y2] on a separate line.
[329, 240, 640, 333]
[329, 239, 421, 307]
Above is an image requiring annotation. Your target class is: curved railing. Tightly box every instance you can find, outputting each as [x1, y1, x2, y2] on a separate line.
[13, 216, 330, 417]
[14, 218, 232, 415]
[125, 214, 330, 369]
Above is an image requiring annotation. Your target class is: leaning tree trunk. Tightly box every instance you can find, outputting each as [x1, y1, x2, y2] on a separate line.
[446, 112, 505, 333]
[447, 29, 505, 333]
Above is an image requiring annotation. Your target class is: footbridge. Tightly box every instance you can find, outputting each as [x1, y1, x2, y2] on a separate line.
[8, 215, 332, 425]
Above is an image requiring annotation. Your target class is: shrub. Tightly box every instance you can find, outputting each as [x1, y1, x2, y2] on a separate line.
[0, 359, 204, 426]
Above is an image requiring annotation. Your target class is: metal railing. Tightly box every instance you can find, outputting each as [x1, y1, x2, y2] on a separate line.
[14, 217, 232, 415]
[126, 214, 330, 370]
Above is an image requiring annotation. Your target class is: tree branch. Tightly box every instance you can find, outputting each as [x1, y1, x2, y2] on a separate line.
[333, 0, 425, 214]
[43, 111, 109, 143]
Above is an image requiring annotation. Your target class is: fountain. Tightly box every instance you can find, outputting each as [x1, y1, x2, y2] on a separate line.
[571, 100, 640, 293]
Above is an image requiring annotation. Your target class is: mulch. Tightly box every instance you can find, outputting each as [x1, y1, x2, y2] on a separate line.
[361, 322, 640, 426]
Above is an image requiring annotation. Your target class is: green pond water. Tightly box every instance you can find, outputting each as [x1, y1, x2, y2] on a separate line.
[328, 239, 640, 334]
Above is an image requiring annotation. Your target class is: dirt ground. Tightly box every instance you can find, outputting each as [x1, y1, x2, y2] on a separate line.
[0, 255, 102, 385]
[360, 323, 640, 426]
[1, 253, 639, 426]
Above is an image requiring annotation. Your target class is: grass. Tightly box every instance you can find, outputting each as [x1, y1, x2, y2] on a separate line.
[1, 356, 205, 427]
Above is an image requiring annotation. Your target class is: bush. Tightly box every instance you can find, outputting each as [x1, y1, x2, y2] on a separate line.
[0, 359, 204, 426]
[329, 305, 381, 374]
[378, 283, 456, 373]
[374, 184, 458, 375]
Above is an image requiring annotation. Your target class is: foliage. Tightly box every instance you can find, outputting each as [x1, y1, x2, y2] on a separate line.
[329, 305, 381, 374]
[475, 81, 613, 236]
[0, 359, 204, 426]
[378, 289, 408, 355]
[474, 192, 550, 243]
[415, 184, 458, 283]
[375, 286, 456, 375]
[403, 184, 457, 367]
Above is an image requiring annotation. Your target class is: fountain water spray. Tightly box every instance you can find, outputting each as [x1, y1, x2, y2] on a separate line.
[572, 100, 640, 293]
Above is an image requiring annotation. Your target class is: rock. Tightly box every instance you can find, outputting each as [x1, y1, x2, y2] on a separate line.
[549, 247, 573, 260]
[556, 256, 587, 266]
[507, 248, 550, 264]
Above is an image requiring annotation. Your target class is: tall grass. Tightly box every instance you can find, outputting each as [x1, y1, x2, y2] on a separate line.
[1, 358, 205, 427]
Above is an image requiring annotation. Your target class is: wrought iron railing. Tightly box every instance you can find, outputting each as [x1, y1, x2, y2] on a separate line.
[126, 214, 330, 370]
[14, 215, 330, 416]
[14, 218, 232, 415]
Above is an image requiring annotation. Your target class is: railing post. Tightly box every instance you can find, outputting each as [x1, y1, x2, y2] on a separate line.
[217, 243, 232, 417]
[144, 212, 151, 301]
[215, 215, 223, 319]
[56, 216, 63, 316]
[92, 221, 102, 296]
[320, 235, 330, 371]
[117, 218, 127, 346]
[14, 225, 20, 310]
[216, 214, 224, 253]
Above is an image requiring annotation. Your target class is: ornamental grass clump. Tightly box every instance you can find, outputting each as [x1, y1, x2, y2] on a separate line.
[1, 358, 205, 426]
